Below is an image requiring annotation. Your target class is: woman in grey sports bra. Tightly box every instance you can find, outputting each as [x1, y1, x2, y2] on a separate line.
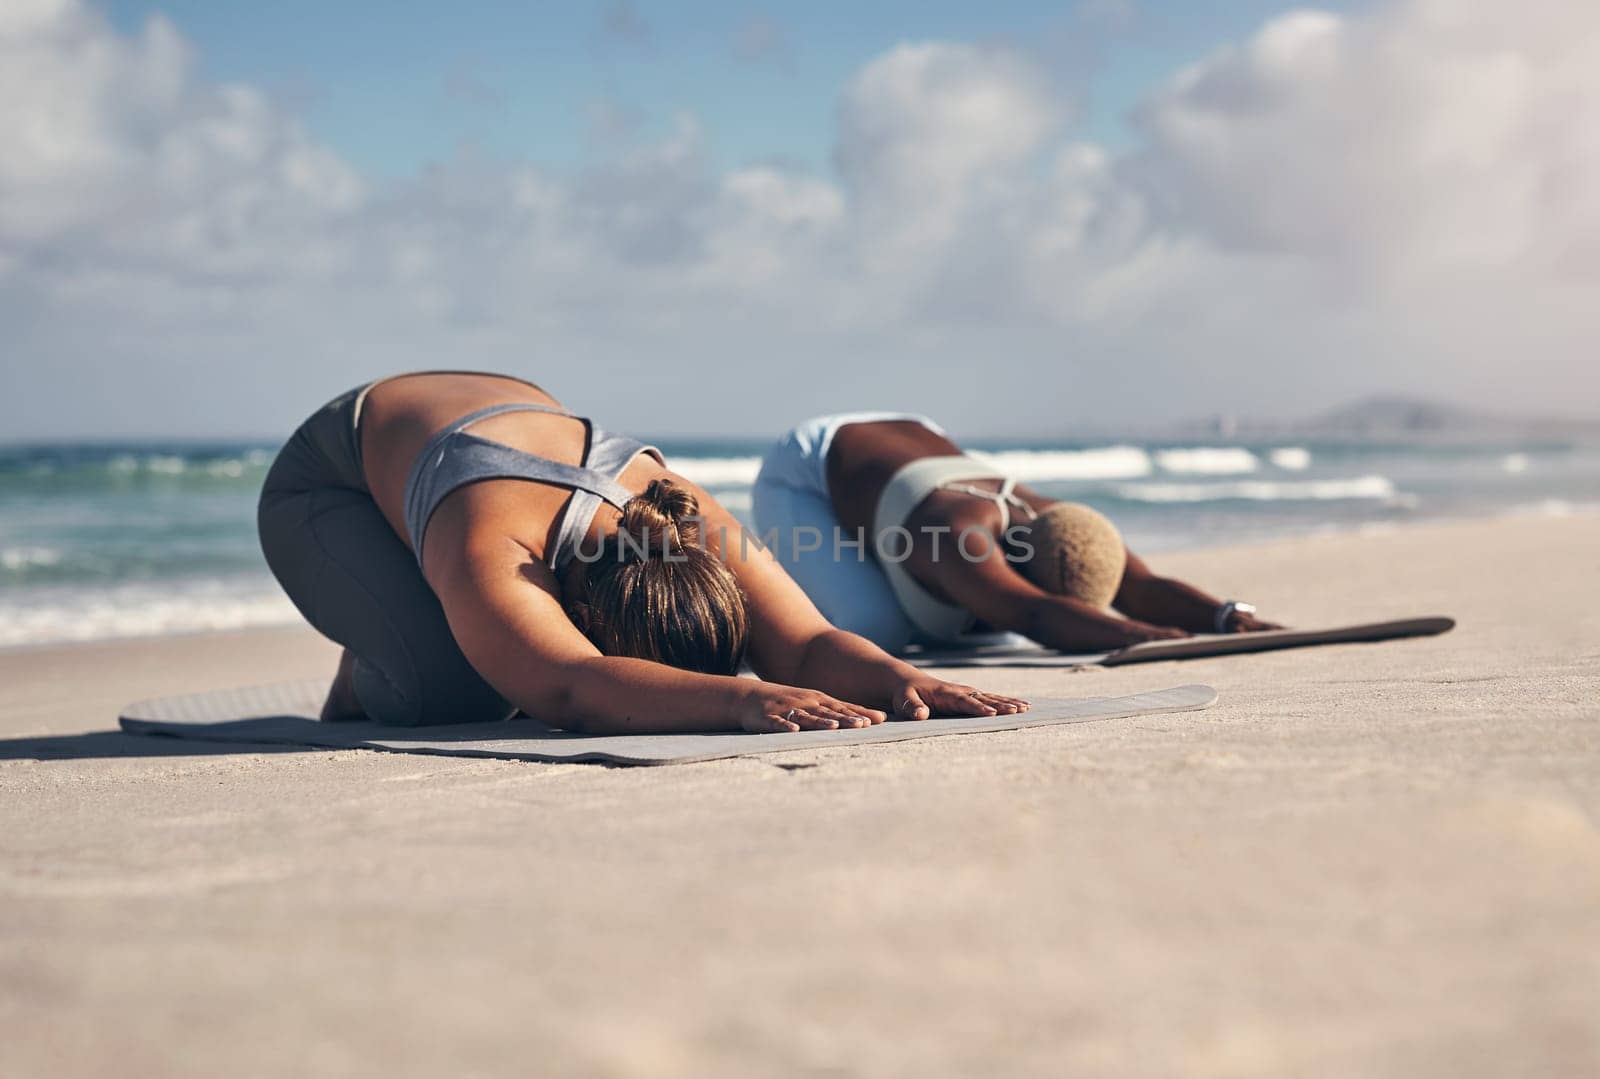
[258, 372, 1026, 730]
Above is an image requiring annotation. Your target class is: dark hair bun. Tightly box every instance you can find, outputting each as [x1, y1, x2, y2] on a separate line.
[617, 479, 700, 558]
[567, 477, 748, 675]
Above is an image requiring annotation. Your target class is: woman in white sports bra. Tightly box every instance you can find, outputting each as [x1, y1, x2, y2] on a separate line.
[258, 373, 1026, 731]
[752, 413, 1281, 654]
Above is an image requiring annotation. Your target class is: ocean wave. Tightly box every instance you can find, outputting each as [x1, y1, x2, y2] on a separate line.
[666, 455, 763, 487]
[1268, 447, 1312, 471]
[0, 577, 299, 648]
[1, 446, 277, 490]
[968, 446, 1153, 481]
[1503, 498, 1600, 518]
[147, 455, 188, 475]
[1154, 447, 1259, 475]
[0, 546, 63, 571]
[667, 445, 1165, 486]
[107, 453, 191, 475]
[1112, 475, 1401, 503]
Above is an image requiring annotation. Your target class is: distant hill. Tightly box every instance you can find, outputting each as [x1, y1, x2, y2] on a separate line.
[1299, 396, 1492, 436]
[1170, 395, 1600, 443]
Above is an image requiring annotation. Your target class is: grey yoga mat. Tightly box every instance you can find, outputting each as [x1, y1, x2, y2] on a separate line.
[119, 682, 1218, 766]
[903, 616, 1455, 669]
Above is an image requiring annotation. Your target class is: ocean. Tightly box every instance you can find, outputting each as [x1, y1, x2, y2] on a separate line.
[2, 436, 1596, 648]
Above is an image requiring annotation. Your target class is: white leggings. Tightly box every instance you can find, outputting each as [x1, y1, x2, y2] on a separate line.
[751, 413, 930, 652]
[754, 412, 1035, 652]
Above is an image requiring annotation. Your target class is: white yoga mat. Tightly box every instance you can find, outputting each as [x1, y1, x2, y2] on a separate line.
[903, 616, 1454, 669]
[118, 682, 1218, 766]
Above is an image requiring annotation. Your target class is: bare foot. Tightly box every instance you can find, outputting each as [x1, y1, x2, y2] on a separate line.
[319, 649, 366, 722]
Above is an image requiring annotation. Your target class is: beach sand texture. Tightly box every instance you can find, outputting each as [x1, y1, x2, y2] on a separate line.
[2, 516, 1597, 1077]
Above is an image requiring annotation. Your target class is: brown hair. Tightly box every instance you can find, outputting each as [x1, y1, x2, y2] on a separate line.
[565, 480, 750, 675]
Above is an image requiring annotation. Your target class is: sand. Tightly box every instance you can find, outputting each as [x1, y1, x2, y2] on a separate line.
[1, 516, 1597, 1078]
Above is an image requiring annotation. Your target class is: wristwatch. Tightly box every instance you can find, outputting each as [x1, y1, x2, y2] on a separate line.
[1213, 600, 1256, 633]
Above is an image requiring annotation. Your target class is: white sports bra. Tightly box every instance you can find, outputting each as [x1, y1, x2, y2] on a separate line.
[871, 455, 1036, 643]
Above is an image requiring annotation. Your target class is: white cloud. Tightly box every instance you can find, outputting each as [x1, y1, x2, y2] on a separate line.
[1133, 4, 1600, 282]
[0, 2, 359, 274]
[0, 0, 1597, 440]
[1114, 0, 1600, 407]
[837, 44, 1057, 242]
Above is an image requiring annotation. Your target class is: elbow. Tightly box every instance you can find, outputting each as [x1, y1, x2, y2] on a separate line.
[529, 660, 625, 734]
[545, 698, 591, 734]
[975, 596, 1036, 637]
[510, 674, 589, 733]
[1019, 601, 1052, 641]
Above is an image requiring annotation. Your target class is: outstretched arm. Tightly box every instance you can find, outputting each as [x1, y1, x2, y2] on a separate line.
[928, 539, 1190, 651]
[430, 533, 886, 734]
[674, 474, 1028, 721]
[1114, 549, 1282, 633]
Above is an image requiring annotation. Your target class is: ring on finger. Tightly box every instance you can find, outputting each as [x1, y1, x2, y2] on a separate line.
[784, 708, 799, 722]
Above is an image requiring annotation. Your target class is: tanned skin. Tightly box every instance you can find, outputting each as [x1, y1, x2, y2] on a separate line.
[320, 373, 1027, 731]
[825, 420, 1282, 653]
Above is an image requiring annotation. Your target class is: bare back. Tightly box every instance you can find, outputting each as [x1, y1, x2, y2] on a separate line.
[357, 372, 670, 581]
[825, 420, 1053, 606]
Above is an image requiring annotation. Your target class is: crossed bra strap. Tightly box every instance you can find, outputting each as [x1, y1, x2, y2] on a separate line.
[402, 402, 658, 572]
[934, 477, 1038, 533]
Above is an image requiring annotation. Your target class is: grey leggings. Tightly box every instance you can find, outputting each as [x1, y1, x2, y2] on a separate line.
[257, 386, 516, 727]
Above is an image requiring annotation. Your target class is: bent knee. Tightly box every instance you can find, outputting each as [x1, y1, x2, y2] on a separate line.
[353, 657, 515, 727]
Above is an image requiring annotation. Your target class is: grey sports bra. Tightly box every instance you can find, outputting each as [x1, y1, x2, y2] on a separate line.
[401, 401, 661, 572]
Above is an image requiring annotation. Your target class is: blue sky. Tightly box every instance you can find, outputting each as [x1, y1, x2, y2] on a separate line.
[5, 0, 1593, 439]
[102, 0, 1370, 181]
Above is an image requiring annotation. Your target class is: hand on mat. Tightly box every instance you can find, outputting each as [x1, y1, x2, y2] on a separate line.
[1121, 621, 1191, 645]
[741, 684, 887, 734]
[890, 678, 1030, 721]
[1226, 610, 1283, 633]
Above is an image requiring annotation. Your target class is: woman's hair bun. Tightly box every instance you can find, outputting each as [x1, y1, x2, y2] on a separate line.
[569, 476, 748, 675]
[617, 479, 701, 558]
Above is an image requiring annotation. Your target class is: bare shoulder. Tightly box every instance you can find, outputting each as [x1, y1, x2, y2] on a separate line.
[362, 371, 562, 434]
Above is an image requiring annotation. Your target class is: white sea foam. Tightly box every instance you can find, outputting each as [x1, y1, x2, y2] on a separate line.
[967, 446, 1153, 481]
[1269, 447, 1313, 471]
[667, 445, 1236, 486]
[105, 454, 193, 476]
[1113, 475, 1400, 503]
[1504, 498, 1600, 519]
[1, 546, 63, 571]
[671, 447, 1160, 486]
[145, 455, 187, 474]
[203, 452, 273, 478]
[1154, 447, 1259, 475]
[667, 455, 763, 487]
[0, 577, 300, 648]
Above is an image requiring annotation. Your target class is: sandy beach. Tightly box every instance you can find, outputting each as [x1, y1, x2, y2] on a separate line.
[2, 515, 1596, 1077]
